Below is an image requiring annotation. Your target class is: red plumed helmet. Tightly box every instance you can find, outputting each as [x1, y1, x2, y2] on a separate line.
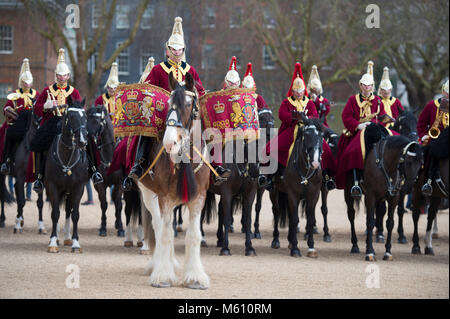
[287, 62, 308, 97]
[242, 62, 256, 88]
[225, 56, 240, 85]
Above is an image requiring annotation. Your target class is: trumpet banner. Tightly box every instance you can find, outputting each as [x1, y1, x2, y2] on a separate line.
[112, 83, 169, 138]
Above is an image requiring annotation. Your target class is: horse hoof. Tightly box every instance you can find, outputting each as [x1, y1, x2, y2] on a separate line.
[411, 246, 421, 255]
[185, 281, 208, 290]
[124, 241, 133, 248]
[47, 246, 59, 253]
[151, 282, 171, 288]
[229, 225, 234, 233]
[290, 248, 301, 257]
[20, 220, 24, 227]
[397, 237, 408, 244]
[376, 235, 385, 244]
[307, 250, 318, 258]
[245, 249, 257, 257]
[99, 230, 107, 237]
[201, 240, 208, 248]
[219, 248, 231, 256]
[313, 227, 319, 234]
[216, 241, 222, 248]
[365, 254, 376, 262]
[253, 233, 262, 239]
[64, 240, 73, 246]
[137, 241, 143, 248]
[424, 247, 435, 256]
[38, 229, 47, 235]
[271, 240, 280, 249]
[117, 230, 125, 237]
[72, 248, 83, 254]
[288, 243, 292, 250]
[140, 249, 151, 255]
[323, 235, 332, 242]
[176, 226, 183, 233]
[351, 246, 360, 254]
[383, 253, 393, 261]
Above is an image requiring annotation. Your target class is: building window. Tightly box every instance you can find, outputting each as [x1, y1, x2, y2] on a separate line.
[140, 5, 154, 29]
[91, 4, 101, 29]
[0, 25, 13, 54]
[229, 44, 242, 69]
[263, 45, 275, 70]
[116, 5, 130, 29]
[202, 44, 215, 69]
[263, 9, 276, 29]
[87, 52, 98, 74]
[140, 48, 154, 74]
[230, 7, 243, 28]
[116, 42, 129, 75]
[0, 83, 12, 99]
[203, 7, 216, 29]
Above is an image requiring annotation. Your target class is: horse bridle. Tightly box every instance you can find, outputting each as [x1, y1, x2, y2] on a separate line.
[294, 122, 323, 185]
[90, 106, 114, 168]
[60, 107, 87, 149]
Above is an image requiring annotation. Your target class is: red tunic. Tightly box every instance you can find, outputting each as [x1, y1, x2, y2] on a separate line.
[266, 96, 318, 167]
[34, 84, 81, 125]
[94, 93, 117, 121]
[381, 96, 404, 129]
[3, 88, 39, 115]
[312, 95, 331, 127]
[417, 99, 448, 141]
[256, 94, 268, 110]
[144, 61, 205, 97]
[335, 93, 388, 189]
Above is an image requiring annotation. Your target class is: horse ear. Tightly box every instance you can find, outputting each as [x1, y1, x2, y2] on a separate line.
[299, 112, 308, 123]
[168, 73, 178, 92]
[81, 98, 86, 108]
[185, 72, 194, 92]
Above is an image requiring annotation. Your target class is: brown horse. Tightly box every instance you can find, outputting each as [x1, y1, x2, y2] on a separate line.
[411, 127, 448, 256]
[345, 124, 423, 261]
[137, 73, 210, 289]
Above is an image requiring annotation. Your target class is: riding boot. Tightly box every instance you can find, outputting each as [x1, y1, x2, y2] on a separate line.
[128, 136, 151, 180]
[33, 152, 45, 194]
[421, 158, 437, 197]
[212, 165, 232, 186]
[323, 169, 336, 191]
[350, 168, 363, 199]
[86, 138, 103, 185]
[0, 136, 14, 175]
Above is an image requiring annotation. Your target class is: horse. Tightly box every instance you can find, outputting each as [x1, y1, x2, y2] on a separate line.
[137, 73, 211, 289]
[86, 105, 125, 237]
[375, 109, 419, 244]
[269, 113, 324, 257]
[411, 127, 448, 256]
[0, 173, 15, 228]
[45, 98, 90, 253]
[0, 109, 45, 234]
[344, 124, 423, 261]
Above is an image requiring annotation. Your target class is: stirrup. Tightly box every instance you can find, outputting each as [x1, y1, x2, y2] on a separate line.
[33, 179, 44, 194]
[123, 177, 135, 191]
[91, 171, 103, 185]
[128, 163, 144, 180]
[325, 178, 336, 191]
[421, 180, 433, 197]
[0, 162, 10, 175]
[351, 184, 362, 198]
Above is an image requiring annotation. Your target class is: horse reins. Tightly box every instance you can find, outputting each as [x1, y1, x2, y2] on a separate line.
[294, 123, 323, 185]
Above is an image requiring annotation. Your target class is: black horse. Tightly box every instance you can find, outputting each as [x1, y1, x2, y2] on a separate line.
[86, 105, 125, 237]
[45, 99, 90, 253]
[270, 114, 324, 257]
[411, 127, 448, 256]
[375, 109, 419, 244]
[345, 124, 423, 261]
[0, 109, 45, 233]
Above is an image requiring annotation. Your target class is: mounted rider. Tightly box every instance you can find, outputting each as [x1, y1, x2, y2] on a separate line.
[122, 17, 215, 190]
[95, 62, 120, 121]
[32, 48, 103, 194]
[335, 61, 392, 198]
[418, 79, 449, 196]
[377, 66, 405, 128]
[1, 58, 40, 175]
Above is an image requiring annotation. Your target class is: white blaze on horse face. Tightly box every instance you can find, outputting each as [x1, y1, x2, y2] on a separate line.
[312, 148, 320, 169]
[163, 108, 181, 154]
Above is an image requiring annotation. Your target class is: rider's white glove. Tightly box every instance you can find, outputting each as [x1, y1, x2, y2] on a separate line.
[421, 135, 430, 143]
[357, 122, 371, 130]
[44, 91, 56, 110]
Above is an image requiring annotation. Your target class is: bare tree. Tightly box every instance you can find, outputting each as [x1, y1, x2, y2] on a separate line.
[22, 0, 150, 105]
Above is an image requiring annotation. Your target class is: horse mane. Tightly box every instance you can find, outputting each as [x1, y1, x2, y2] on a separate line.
[385, 135, 411, 150]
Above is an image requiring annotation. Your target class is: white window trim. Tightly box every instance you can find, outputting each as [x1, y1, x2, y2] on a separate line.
[0, 25, 13, 54]
[262, 45, 275, 70]
[203, 7, 216, 29]
[140, 5, 154, 30]
[0, 83, 12, 99]
[116, 5, 130, 30]
[201, 44, 215, 69]
[91, 4, 100, 29]
[116, 42, 130, 76]
[229, 7, 243, 29]
[140, 48, 154, 74]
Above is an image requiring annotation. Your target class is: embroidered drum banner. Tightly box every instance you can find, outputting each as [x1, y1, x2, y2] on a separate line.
[113, 83, 169, 138]
[200, 88, 259, 142]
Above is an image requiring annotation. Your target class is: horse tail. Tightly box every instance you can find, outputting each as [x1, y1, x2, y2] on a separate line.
[279, 191, 288, 228]
[203, 191, 217, 224]
[124, 188, 141, 226]
[176, 162, 197, 204]
[231, 195, 243, 216]
[354, 197, 361, 214]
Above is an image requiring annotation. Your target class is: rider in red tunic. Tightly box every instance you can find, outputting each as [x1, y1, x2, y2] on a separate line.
[417, 80, 449, 196]
[1, 58, 39, 175]
[306, 65, 337, 190]
[377, 66, 405, 129]
[335, 61, 391, 198]
[94, 62, 120, 121]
